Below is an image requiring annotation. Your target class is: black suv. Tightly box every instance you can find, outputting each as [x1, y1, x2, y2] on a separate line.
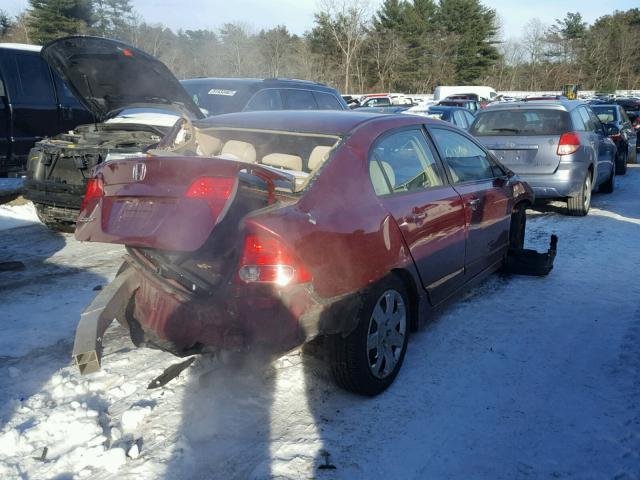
[24, 36, 347, 231]
[0, 43, 92, 176]
[182, 78, 347, 114]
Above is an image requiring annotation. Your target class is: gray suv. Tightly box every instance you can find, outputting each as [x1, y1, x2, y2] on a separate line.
[470, 100, 616, 216]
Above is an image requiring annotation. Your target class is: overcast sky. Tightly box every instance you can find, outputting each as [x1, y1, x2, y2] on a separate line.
[4, 0, 638, 41]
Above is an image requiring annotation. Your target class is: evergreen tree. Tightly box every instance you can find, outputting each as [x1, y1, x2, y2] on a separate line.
[27, 0, 93, 44]
[436, 0, 499, 83]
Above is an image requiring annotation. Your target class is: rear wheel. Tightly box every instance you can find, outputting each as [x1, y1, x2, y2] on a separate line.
[567, 172, 591, 216]
[34, 203, 75, 233]
[615, 148, 628, 175]
[328, 275, 409, 396]
[600, 163, 616, 194]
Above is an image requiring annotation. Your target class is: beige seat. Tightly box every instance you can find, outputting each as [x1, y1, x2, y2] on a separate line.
[261, 153, 303, 171]
[307, 146, 333, 171]
[219, 140, 257, 163]
[196, 135, 222, 156]
[369, 160, 395, 195]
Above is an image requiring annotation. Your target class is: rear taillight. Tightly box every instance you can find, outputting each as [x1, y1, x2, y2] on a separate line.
[238, 232, 311, 286]
[184, 177, 236, 218]
[610, 133, 622, 141]
[557, 132, 581, 155]
[80, 177, 104, 211]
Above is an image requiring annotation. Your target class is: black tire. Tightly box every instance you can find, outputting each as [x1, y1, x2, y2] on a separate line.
[328, 275, 410, 396]
[34, 203, 75, 233]
[600, 163, 615, 194]
[567, 171, 592, 216]
[615, 148, 627, 175]
[508, 203, 527, 250]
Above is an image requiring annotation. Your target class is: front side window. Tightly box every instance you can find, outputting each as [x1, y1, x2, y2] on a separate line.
[5, 53, 55, 105]
[430, 128, 496, 183]
[369, 129, 443, 196]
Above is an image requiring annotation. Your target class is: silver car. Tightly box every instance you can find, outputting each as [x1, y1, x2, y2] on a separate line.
[470, 99, 617, 216]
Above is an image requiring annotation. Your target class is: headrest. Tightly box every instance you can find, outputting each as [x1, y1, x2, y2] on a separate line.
[308, 146, 333, 171]
[261, 153, 303, 171]
[220, 140, 257, 163]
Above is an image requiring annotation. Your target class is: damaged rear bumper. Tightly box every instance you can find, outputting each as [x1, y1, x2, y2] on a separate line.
[72, 255, 364, 374]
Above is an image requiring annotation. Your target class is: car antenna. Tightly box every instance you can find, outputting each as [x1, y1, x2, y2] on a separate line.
[82, 74, 99, 129]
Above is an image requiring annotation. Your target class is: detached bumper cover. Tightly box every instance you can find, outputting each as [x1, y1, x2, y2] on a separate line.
[72, 268, 139, 374]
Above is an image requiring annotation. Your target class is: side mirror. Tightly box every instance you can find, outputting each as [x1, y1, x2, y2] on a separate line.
[605, 123, 620, 137]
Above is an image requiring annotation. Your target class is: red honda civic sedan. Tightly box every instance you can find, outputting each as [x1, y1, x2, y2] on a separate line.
[74, 110, 533, 395]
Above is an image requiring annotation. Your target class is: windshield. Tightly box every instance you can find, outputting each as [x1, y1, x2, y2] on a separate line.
[591, 106, 618, 123]
[471, 109, 571, 136]
[181, 82, 254, 116]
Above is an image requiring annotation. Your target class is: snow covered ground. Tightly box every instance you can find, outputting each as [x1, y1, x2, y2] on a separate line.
[1, 163, 639, 479]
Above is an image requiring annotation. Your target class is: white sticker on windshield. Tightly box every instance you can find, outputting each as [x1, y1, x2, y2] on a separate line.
[208, 89, 237, 96]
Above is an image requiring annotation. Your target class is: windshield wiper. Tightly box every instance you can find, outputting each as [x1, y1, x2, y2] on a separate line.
[490, 128, 520, 133]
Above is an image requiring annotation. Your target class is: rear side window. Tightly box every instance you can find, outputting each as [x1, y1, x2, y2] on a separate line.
[282, 89, 317, 110]
[369, 129, 443, 196]
[244, 89, 283, 111]
[452, 110, 468, 129]
[430, 128, 496, 182]
[313, 91, 343, 110]
[3, 53, 56, 105]
[578, 107, 596, 131]
[470, 109, 571, 136]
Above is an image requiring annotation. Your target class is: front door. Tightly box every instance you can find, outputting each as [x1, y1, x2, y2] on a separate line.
[369, 127, 467, 304]
[429, 127, 512, 278]
[0, 51, 59, 171]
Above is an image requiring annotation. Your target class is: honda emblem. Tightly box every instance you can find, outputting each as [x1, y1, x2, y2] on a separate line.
[132, 162, 146, 181]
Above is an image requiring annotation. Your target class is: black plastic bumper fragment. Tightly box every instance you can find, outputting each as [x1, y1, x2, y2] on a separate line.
[504, 235, 558, 276]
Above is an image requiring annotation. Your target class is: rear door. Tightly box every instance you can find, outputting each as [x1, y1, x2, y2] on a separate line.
[369, 127, 466, 304]
[429, 127, 512, 278]
[582, 107, 615, 183]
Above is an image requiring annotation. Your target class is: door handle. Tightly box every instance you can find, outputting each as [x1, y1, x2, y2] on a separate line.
[467, 198, 480, 211]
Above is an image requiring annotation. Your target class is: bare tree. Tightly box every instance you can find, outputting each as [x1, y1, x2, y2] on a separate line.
[315, 0, 370, 93]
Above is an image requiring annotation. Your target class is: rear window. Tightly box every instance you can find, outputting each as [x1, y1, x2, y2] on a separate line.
[182, 82, 253, 115]
[591, 106, 618, 124]
[470, 109, 571, 136]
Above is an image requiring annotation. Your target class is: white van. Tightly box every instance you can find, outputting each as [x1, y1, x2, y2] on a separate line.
[433, 86, 497, 102]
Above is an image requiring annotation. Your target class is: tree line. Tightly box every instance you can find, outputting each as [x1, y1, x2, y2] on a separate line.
[0, 0, 639, 93]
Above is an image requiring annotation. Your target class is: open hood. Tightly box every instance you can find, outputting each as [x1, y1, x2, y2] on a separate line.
[42, 36, 204, 122]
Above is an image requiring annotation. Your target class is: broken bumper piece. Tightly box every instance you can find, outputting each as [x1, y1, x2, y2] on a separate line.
[72, 268, 139, 374]
[504, 234, 558, 276]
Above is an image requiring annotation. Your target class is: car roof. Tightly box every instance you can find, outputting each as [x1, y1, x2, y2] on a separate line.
[194, 110, 424, 136]
[429, 106, 467, 111]
[483, 99, 584, 111]
[0, 43, 42, 52]
[180, 77, 338, 93]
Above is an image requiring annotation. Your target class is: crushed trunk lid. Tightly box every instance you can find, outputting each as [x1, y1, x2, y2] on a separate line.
[42, 36, 204, 122]
[75, 156, 295, 252]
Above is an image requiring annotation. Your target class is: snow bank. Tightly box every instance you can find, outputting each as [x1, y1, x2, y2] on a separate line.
[0, 201, 39, 231]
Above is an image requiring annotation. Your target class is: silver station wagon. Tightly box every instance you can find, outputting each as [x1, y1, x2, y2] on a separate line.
[470, 99, 617, 216]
